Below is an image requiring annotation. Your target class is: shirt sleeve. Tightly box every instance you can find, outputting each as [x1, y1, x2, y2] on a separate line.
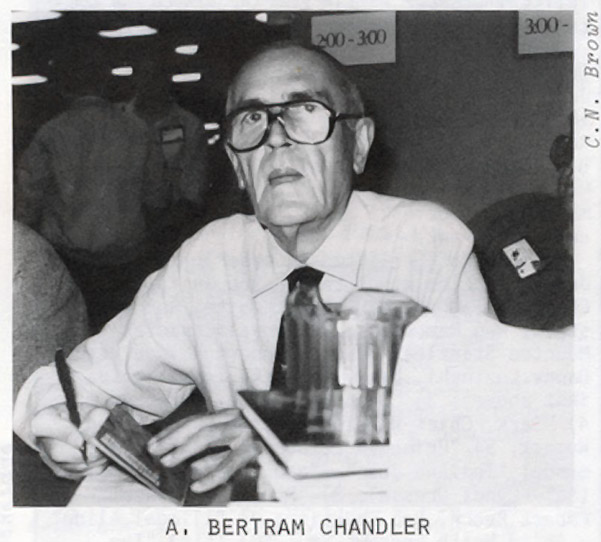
[392, 202, 493, 315]
[13, 237, 202, 448]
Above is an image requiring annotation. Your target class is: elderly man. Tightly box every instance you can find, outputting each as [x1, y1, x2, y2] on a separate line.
[14, 42, 492, 496]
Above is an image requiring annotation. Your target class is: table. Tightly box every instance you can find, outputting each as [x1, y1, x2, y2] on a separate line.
[14, 314, 575, 507]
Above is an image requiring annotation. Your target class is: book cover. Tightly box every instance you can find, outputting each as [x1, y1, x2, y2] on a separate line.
[89, 405, 190, 505]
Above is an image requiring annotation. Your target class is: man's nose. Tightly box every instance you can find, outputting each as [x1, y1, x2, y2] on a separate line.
[265, 117, 291, 148]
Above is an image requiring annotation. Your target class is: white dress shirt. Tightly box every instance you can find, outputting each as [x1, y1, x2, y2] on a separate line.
[14, 191, 491, 448]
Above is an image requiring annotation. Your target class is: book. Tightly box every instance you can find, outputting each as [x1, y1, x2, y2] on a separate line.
[237, 389, 390, 478]
[89, 405, 190, 505]
[256, 446, 389, 504]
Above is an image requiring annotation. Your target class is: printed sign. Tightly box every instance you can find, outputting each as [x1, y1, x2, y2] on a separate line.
[311, 11, 396, 66]
[518, 11, 573, 54]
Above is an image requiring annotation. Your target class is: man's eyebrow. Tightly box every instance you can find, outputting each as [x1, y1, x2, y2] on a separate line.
[287, 90, 335, 105]
[229, 98, 268, 111]
[230, 90, 336, 112]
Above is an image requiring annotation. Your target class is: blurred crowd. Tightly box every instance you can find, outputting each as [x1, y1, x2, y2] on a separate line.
[14, 42, 215, 334]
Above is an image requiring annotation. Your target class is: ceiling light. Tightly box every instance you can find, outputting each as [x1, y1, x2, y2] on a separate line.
[208, 134, 221, 146]
[12, 11, 62, 24]
[254, 12, 295, 26]
[12, 43, 20, 51]
[112, 66, 133, 77]
[98, 25, 157, 38]
[175, 44, 199, 55]
[204, 123, 220, 131]
[172, 73, 201, 83]
[12, 75, 48, 86]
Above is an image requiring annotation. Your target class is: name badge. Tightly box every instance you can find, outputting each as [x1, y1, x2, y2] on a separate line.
[503, 238, 541, 279]
[161, 125, 184, 144]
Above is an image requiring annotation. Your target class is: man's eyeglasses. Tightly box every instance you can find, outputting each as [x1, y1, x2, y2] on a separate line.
[224, 99, 363, 153]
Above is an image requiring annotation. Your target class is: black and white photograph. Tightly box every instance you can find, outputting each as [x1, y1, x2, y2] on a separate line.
[3, 2, 601, 541]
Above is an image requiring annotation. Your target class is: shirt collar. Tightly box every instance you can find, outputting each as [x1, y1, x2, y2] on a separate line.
[250, 191, 371, 297]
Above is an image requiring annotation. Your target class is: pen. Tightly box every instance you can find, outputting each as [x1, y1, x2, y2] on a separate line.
[54, 348, 87, 462]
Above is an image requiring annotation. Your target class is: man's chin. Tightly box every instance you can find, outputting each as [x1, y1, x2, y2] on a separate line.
[259, 208, 315, 230]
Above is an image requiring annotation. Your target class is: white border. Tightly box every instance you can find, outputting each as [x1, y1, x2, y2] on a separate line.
[2, 1, 600, 541]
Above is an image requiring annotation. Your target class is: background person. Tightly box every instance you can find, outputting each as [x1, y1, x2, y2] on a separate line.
[13, 221, 89, 398]
[469, 121, 574, 330]
[13, 221, 90, 505]
[120, 57, 210, 267]
[14, 40, 167, 332]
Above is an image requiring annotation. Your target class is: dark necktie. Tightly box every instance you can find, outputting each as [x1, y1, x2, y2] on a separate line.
[271, 267, 325, 390]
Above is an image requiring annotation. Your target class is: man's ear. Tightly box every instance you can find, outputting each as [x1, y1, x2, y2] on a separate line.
[225, 146, 246, 190]
[352, 117, 375, 175]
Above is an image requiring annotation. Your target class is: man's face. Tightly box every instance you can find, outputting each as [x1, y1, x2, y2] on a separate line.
[226, 48, 372, 235]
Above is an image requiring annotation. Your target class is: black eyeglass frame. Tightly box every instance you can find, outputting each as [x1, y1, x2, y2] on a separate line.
[224, 99, 364, 153]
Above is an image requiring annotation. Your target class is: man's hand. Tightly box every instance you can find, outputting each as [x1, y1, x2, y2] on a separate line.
[31, 403, 110, 479]
[147, 409, 260, 494]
